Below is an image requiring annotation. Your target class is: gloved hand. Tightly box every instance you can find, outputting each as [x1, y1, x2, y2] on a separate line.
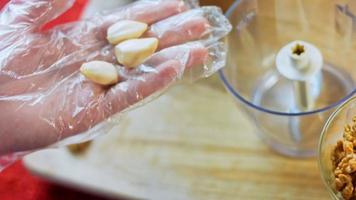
[0, 0, 231, 159]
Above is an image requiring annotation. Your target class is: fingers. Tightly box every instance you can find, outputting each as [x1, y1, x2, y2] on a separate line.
[0, 0, 191, 81]
[0, 40, 218, 98]
[104, 61, 181, 115]
[46, 7, 210, 69]
[0, 5, 230, 96]
[146, 16, 210, 50]
[142, 43, 210, 70]
[0, 0, 75, 31]
[63, 43, 211, 138]
[95, 43, 211, 126]
[66, 0, 189, 44]
[186, 47, 209, 69]
[0, 5, 225, 84]
[144, 8, 212, 50]
[0, 44, 114, 96]
[138, 41, 226, 79]
[145, 6, 232, 49]
[54, 6, 228, 67]
[0, 7, 214, 83]
[0, 41, 223, 145]
[33, 60, 181, 139]
[101, 0, 188, 27]
[45, 7, 222, 75]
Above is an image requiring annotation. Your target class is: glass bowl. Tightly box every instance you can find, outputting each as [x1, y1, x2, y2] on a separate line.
[319, 96, 356, 200]
[220, 0, 356, 157]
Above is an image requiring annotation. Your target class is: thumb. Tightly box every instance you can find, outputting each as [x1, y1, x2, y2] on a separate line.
[0, 0, 75, 31]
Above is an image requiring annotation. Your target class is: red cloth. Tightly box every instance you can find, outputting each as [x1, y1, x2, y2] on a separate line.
[0, 1, 115, 199]
[0, 161, 112, 200]
[42, 0, 89, 31]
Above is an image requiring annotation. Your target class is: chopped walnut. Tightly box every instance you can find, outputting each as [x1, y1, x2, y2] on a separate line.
[333, 141, 346, 168]
[337, 174, 353, 199]
[332, 116, 356, 200]
[344, 141, 354, 155]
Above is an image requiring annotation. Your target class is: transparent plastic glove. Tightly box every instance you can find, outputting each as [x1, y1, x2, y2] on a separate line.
[0, 0, 231, 170]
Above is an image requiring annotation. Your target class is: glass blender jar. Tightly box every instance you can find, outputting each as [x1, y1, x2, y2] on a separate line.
[220, 0, 356, 157]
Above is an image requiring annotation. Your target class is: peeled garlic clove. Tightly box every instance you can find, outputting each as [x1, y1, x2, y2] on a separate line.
[107, 20, 148, 45]
[115, 38, 159, 68]
[80, 61, 119, 86]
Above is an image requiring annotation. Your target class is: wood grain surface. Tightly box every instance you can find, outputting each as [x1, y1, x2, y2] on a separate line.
[24, 79, 329, 200]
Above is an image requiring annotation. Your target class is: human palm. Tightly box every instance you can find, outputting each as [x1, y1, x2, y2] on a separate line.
[0, 0, 229, 155]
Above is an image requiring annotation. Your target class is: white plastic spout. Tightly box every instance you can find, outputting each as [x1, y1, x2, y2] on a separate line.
[289, 43, 309, 70]
[276, 40, 323, 111]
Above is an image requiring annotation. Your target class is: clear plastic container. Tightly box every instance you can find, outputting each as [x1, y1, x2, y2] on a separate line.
[319, 96, 356, 199]
[220, 0, 356, 157]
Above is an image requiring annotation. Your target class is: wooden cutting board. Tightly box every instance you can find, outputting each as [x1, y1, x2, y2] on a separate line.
[24, 78, 329, 200]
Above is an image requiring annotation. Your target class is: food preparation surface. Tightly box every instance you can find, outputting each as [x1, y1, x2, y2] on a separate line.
[24, 79, 328, 200]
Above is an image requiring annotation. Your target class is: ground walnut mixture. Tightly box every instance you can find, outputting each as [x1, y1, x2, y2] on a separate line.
[332, 116, 356, 200]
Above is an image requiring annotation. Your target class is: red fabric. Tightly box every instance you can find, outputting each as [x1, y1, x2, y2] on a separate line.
[0, 161, 112, 200]
[0, 0, 6, 9]
[0, 1, 117, 199]
[42, 0, 89, 31]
